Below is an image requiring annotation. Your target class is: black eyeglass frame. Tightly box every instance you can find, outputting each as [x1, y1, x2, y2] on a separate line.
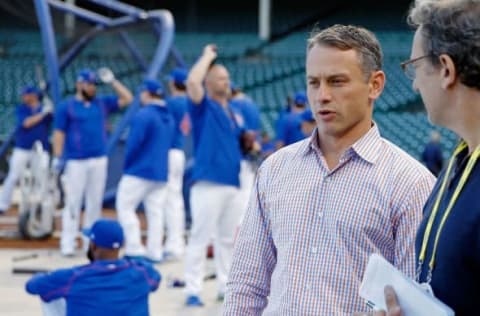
[400, 55, 436, 80]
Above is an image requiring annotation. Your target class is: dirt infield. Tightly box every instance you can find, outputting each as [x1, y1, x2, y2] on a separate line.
[0, 208, 146, 249]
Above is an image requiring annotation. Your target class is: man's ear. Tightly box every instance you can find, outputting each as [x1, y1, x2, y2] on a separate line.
[368, 70, 386, 101]
[438, 54, 456, 89]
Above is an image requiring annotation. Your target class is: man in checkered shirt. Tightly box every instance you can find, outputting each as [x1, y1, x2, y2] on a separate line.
[224, 24, 435, 315]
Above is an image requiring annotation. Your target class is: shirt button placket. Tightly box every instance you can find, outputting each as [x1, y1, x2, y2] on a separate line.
[305, 282, 311, 291]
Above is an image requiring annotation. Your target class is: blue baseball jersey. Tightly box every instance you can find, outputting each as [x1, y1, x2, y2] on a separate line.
[275, 111, 306, 145]
[25, 258, 160, 316]
[54, 96, 120, 159]
[124, 103, 174, 182]
[15, 104, 52, 150]
[230, 97, 261, 132]
[166, 95, 189, 150]
[189, 96, 243, 187]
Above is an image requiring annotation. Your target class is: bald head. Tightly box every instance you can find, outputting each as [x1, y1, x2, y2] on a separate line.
[205, 64, 230, 99]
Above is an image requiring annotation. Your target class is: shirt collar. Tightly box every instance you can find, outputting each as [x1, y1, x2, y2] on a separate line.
[351, 123, 382, 164]
[303, 122, 383, 164]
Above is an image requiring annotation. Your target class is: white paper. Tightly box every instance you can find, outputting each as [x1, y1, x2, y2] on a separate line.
[359, 253, 454, 316]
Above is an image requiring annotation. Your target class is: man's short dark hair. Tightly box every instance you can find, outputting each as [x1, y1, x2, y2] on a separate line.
[307, 24, 383, 80]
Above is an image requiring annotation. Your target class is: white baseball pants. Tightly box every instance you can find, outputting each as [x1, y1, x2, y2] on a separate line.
[116, 175, 167, 261]
[0, 148, 32, 210]
[60, 156, 107, 255]
[184, 181, 242, 296]
[41, 298, 65, 316]
[164, 149, 186, 257]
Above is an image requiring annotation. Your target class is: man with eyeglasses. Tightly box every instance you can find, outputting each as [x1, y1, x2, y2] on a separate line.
[359, 0, 480, 315]
[400, 54, 432, 81]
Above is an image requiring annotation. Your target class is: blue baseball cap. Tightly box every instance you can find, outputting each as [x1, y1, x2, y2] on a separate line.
[294, 91, 308, 105]
[82, 218, 124, 249]
[21, 85, 41, 97]
[301, 109, 315, 122]
[77, 69, 98, 84]
[167, 68, 188, 85]
[141, 79, 164, 95]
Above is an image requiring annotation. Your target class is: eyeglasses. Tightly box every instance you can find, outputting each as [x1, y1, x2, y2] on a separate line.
[400, 55, 433, 80]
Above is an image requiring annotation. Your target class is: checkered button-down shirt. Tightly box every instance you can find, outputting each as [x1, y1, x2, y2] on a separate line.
[224, 125, 436, 315]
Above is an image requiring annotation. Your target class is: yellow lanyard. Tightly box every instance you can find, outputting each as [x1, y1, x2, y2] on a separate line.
[416, 142, 480, 283]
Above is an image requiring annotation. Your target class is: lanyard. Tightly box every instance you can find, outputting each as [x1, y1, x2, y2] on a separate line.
[416, 141, 480, 283]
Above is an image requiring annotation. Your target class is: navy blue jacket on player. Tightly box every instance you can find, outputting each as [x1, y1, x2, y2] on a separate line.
[123, 102, 174, 182]
[167, 95, 190, 150]
[25, 258, 160, 316]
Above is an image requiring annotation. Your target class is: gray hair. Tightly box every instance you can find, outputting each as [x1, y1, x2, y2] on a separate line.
[408, 0, 480, 89]
[307, 24, 383, 80]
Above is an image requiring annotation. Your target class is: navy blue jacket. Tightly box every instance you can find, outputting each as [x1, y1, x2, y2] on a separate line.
[26, 258, 161, 316]
[124, 103, 174, 182]
[422, 142, 443, 176]
[416, 147, 480, 315]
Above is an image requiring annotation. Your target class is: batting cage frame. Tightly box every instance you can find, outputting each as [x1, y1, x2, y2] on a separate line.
[31, 0, 184, 205]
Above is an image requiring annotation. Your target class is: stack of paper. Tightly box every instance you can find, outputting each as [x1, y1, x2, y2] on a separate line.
[359, 254, 454, 316]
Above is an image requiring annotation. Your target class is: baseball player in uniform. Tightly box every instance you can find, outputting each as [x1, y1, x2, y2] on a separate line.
[53, 68, 133, 256]
[116, 79, 174, 263]
[0, 86, 52, 213]
[184, 44, 244, 306]
[26, 218, 161, 316]
[163, 67, 190, 260]
[275, 91, 309, 149]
